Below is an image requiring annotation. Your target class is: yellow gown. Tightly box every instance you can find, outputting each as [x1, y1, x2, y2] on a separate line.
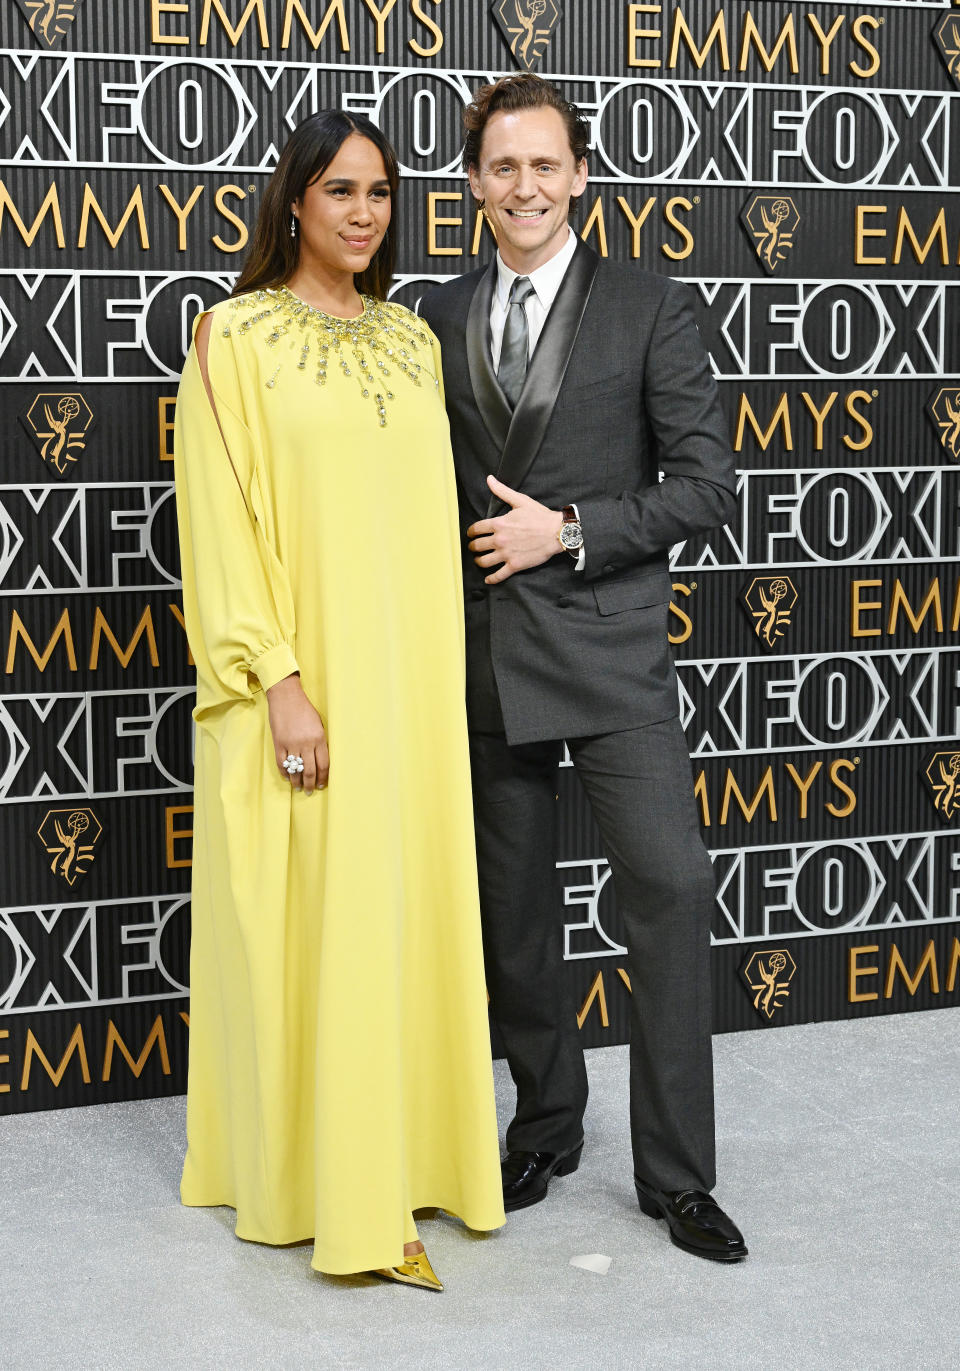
[173, 285, 505, 1275]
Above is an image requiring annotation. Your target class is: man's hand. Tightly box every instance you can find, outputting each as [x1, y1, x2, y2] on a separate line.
[467, 475, 564, 584]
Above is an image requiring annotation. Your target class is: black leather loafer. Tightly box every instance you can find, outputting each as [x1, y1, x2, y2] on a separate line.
[635, 1176, 748, 1262]
[501, 1142, 584, 1212]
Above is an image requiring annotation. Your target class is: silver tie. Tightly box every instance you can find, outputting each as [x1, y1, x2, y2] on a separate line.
[497, 275, 535, 408]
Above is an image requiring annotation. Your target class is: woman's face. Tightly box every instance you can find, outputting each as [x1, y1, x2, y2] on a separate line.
[291, 133, 392, 278]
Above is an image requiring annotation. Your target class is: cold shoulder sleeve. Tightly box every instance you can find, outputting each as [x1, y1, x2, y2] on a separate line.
[173, 308, 299, 711]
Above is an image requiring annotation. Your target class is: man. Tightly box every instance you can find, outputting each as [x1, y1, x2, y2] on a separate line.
[421, 74, 746, 1262]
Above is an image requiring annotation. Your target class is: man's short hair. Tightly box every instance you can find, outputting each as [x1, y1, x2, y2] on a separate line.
[462, 73, 589, 171]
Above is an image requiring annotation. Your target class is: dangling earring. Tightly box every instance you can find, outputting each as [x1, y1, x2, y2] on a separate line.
[290, 213, 298, 239]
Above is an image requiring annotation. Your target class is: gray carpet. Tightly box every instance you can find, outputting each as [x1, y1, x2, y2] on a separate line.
[1, 1010, 957, 1371]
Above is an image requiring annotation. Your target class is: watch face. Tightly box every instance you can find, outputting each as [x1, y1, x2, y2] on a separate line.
[560, 522, 584, 550]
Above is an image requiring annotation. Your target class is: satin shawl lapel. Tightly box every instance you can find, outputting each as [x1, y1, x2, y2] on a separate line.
[486, 241, 600, 517]
[466, 259, 512, 453]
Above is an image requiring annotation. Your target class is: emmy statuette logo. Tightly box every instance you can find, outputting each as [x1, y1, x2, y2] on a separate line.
[740, 576, 798, 650]
[741, 949, 796, 1021]
[37, 808, 103, 887]
[14, 0, 80, 48]
[926, 388, 960, 462]
[740, 195, 801, 274]
[933, 12, 960, 87]
[923, 750, 960, 822]
[19, 393, 94, 476]
[491, 0, 563, 72]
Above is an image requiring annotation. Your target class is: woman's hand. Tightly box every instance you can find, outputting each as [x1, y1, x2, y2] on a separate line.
[266, 674, 329, 794]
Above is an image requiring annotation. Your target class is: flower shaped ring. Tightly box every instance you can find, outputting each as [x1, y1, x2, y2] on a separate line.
[282, 754, 305, 775]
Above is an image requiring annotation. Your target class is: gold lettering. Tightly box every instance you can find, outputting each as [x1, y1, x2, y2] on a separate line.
[158, 397, 177, 461]
[579, 196, 608, 257]
[616, 195, 657, 258]
[885, 940, 939, 999]
[662, 195, 694, 260]
[151, 0, 190, 44]
[946, 938, 960, 994]
[577, 971, 609, 1029]
[854, 205, 887, 266]
[470, 206, 495, 254]
[0, 180, 66, 248]
[887, 579, 943, 636]
[694, 770, 710, 827]
[720, 767, 776, 826]
[21, 1025, 90, 1091]
[893, 206, 949, 267]
[102, 1017, 172, 1080]
[169, 602, 194, 665]
[784, 761, 822, 820]
[826, 759, 857, 818]
[166, 804, 194, 869]
[361, 0, 399, 53]
[850, 579, 882, 639]
[848, 944, 879, 1002]
[427, 191, 462, 256]
[200, 0, 269, 44]
[735, 393, 792, 452]
[844, 390, 874, 451]
[409, 0, 443, 57]
[212, 184, 249, 252]
[850, 14, 881, 80]
[805, 13, 845, 75]
[738, 12, 798, 74]
[281, 0, 349, 50]
[616, 967, 632, 993]
[799, 391, 836, 451]
[0, 1029, 9, 1095]
[89, 606, 160, 670]
[668, 9, 729, 69]
[6, 609, 77, 674]
[78, 184, 149, 250]
[668, 583, 693, 645]
[627, 3, 662, 68]
[158, 184, 204, 252]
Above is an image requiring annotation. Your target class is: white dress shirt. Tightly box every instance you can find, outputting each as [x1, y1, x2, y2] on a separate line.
[489, 227, 585, 569]
[489, 226, 579, 370]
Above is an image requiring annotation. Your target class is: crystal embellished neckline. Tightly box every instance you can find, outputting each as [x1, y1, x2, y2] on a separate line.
[279, 285, 367, 321]
[220, 286, 437, 427]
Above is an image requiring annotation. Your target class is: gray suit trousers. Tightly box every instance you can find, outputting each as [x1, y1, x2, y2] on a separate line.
[470, 716, 717, 1193]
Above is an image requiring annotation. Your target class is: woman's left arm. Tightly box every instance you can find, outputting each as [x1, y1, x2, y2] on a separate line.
[173, 312, 299, 703]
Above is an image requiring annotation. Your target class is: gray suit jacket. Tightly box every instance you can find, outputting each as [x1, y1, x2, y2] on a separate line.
[421, 241, 736, 746]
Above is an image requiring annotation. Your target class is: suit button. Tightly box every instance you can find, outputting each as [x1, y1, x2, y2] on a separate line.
[468, 588, 485, 601]
[557, 595, 573, 608]
[603, 563, 617, 574]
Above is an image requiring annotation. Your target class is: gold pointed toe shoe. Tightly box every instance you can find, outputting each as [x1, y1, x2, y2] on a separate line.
[374, 1248, 443, 1292]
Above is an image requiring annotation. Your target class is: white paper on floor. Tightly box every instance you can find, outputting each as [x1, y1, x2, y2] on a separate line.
[569, 1253, 612, 1275]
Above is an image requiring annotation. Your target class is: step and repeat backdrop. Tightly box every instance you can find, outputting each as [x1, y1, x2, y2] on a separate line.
[1, 0, 959, 1112]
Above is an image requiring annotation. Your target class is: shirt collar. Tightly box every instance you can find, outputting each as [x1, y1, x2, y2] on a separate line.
[495, 227, 578, 310]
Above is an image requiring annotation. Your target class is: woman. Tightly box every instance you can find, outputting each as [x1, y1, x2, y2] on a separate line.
[173, 111, 504, 1287]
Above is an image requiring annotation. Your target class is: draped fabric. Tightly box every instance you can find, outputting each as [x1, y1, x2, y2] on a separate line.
[173, 287, 504, 1274]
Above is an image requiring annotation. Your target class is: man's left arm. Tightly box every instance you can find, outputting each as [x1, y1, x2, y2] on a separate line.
[574, 280, 736, 582]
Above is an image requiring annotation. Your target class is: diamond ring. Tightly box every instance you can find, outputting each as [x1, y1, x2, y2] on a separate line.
[282, 754, 305, 775]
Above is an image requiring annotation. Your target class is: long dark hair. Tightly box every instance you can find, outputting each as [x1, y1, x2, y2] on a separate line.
[233, 111, 399, 300]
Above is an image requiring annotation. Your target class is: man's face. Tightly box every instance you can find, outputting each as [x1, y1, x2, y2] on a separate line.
[468, 106, 588, 273]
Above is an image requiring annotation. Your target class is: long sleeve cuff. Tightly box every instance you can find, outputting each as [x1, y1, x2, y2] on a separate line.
[249, 642, 299, 692]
